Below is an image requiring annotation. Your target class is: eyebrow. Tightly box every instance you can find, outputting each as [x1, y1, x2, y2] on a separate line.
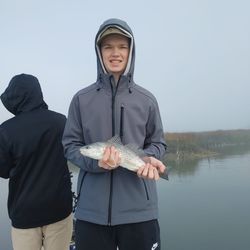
[101, 42, 129, 47]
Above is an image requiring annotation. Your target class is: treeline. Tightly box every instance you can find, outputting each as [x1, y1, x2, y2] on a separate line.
[164, 129, 250, 162]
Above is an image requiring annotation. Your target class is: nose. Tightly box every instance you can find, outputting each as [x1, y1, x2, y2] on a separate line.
[111, 47, 119, 56]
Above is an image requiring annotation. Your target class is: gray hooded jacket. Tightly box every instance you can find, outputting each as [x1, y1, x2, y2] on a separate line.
[62, 18, 167, 226]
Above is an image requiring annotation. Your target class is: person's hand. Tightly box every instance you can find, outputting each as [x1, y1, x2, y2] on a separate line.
[142, 156, 166, 174]
[137, 156, 166, 180]
[137, 163, 160, 180]
[98, 146, 121, 170]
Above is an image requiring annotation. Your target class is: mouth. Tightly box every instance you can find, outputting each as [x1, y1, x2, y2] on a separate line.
[109, 60, 123, 69]
[110, 59, 122, 63]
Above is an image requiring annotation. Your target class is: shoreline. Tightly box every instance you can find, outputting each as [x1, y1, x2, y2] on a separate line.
[164, 129, 250, 164]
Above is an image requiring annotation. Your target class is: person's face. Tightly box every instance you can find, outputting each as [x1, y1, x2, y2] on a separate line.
[100, 34, 130, 80]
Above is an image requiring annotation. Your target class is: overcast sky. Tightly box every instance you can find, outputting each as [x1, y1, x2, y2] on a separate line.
[0, 0, 249, 132]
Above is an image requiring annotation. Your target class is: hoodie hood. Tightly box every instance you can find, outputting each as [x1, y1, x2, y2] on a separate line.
[1, 74, 48, 115]
[95, 18, 135, 81]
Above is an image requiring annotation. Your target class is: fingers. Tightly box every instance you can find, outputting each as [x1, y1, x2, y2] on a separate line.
[137, 164, 159, 180]
[102, 146, 110, 162]
[142, 156, 166, 174]
[139, 156, 166, 180]
[110, 146, 121, 166]
[156, 160, 166, 174]
[153, 167, 160, 180]
[98, 146, 121, 170]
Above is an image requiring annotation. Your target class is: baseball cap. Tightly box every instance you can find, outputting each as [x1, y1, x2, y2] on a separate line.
[97, 27, 130, 45]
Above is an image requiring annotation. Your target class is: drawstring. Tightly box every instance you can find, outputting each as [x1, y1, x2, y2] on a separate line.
[96, 73, 133, 93]
[128, 73, 132, 82]
[128, 73, 132, 93]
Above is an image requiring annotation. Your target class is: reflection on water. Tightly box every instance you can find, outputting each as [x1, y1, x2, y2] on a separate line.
[211, 144, 250, 159]
[164, 145, 250, 177]
[166, 158, 200, 176]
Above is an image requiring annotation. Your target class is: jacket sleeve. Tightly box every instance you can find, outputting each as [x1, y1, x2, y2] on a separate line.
[62, 94, 106, 173]
[143, 99, 167, 160]
[0, 128, 12, 179]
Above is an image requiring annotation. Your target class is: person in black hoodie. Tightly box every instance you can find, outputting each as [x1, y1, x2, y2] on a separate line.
[0, 74, 73, 250]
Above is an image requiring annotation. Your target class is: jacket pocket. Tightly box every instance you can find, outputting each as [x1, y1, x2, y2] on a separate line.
[142, 179, 149, 200]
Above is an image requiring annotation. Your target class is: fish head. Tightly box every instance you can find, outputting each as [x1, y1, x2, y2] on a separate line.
[79, 142, 106, 160]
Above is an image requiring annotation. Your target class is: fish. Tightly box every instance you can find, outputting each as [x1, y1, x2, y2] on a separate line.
[79, 135, 168, 180]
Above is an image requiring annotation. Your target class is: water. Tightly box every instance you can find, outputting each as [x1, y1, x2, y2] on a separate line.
[1, 151, 250, 250]
[159, 151, 250, 250]
[0, 178, 11, 250]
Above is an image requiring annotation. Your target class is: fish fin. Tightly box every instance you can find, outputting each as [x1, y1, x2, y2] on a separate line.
[107, 135, 123, 145]
[124, 143, 146, 157]
[108, 135, 146, 157]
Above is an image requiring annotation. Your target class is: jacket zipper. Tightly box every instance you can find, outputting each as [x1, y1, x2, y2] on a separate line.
[108, 77, 120, 225]
[120, 105, 124, 142]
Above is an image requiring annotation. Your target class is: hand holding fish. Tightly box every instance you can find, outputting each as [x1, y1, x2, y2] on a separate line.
[98, 145, 121, 170]
[80, 136, 168, 180]
[137, 163, 160, 180]
[137, 156, 167, 180]
[143, 156, 166, 173]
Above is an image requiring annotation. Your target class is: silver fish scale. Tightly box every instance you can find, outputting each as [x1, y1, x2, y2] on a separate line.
[104, 141, 144, 172]
[113, 143, 145, 172]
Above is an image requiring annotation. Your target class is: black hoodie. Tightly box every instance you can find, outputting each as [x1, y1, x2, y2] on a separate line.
[0, 74, 72, 228]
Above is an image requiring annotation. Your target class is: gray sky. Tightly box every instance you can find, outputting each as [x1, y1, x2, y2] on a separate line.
[0, 0, 249, 132]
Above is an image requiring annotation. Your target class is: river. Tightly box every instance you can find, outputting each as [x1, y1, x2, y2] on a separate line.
[1, 149, 250, 250]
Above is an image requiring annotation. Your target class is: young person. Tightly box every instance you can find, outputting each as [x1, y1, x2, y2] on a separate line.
[62, 18, 167, 250]
[0, 74, 73, 250]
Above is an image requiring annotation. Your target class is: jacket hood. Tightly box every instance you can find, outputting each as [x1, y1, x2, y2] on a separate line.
[1, 74, 48, 115]
[95, 18, 135, 81]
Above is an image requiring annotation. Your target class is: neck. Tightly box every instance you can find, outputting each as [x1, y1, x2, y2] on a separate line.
[113, 73, 121, 85]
